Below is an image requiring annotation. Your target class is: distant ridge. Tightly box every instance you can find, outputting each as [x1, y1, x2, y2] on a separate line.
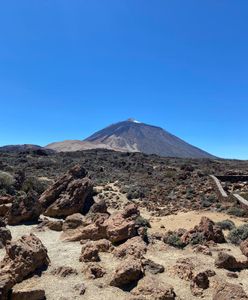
[46, 119, 215, 158]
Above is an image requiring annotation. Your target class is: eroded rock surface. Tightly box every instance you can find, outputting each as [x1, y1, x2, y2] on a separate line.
[38, 165, 93, 218]
[0, 234, 49, 299]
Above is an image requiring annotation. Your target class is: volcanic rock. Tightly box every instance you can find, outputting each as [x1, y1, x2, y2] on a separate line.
[240, 239, 248, 258]
[0, 234, 49, 299]
[7, 191, 41, 225]
[215, 252, 248, 271]
[38, 165, 93, 218]
[131, 275, 176, 299]
[213, 282, 248, 300]
[110, 258, 143, 289]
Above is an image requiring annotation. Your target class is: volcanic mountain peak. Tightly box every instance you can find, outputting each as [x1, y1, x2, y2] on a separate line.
[44, 119, 216, 158]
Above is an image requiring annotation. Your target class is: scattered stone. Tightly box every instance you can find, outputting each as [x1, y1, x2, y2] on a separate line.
[74, 283, 86, 295]
[181, 216, 225, 244]
[79, 244, 100, 262]
[36, 218, 63, 232]
[113, 237, 147, 259]
[62, 213, 86, 231]
[227, 271, 239, 278]
[170, 258, 194, 281]
[110, 259, 143, 289]
[190, 271, 209, 296]
[142, 259, 164, 274]
[215, 252, 248, 271]
[80, 239, 113, 253]
[82, 263, 106, 279]
[51, 266, 78, 277]
[131, 275, 176, 299]
[193, 244, 212, 256]
[213, 282, 248, 300]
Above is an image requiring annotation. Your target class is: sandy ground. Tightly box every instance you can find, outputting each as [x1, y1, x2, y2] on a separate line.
[142, 209, 246, 234]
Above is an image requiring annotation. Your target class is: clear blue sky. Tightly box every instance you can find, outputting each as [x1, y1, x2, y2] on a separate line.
[0, 1, 247, 159]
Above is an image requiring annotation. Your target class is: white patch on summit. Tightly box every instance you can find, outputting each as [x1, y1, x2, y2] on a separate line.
[127, 118, 141, 123]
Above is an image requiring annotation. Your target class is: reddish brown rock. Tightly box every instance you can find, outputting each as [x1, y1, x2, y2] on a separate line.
[82, 262, 106, 279]
[142, 259, 164, 275]
[213, 282, 248, 300]
[113, 236, 147, 259]
[170, 258, 194, 281]
[181, 216, 225, 244]
[7, 191, 41, 225]
[240, 239, 248, 258]
[215, 252, 248, 271]
[79, 243, 100, 262]
[38, 165, 93, 218]
[110, 259, 143, 288]
[131, 275, 176, 300]
[36, 218, 63, 232]
[61, 204, 141, 244]
[62, 213, 86, 231]
[190, 271, 209, 296]
[198, 217, 225, 243]
[0, 234, 49, 300]
[80, 239, 113, 253]
[193, 244, 212, 256]
[51, 266, 78, 277]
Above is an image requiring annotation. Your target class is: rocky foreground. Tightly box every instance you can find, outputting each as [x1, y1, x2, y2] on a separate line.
[0, 165, 248, 299]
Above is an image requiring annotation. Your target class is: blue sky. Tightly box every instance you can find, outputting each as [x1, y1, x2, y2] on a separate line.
[0, 1, 247, 159]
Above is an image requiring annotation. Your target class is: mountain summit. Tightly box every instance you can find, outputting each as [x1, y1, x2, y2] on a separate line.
[46, 119, 215, 158]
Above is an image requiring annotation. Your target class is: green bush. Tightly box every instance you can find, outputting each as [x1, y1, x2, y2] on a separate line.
[189, 232, 205, 245]
[227, 207, 246, 217]
[216, 219, 235, 231]
[135, 216, 151, 228]
[0, 171, 15, 193]
[165, 233, 185, 249]
[227, 224, 248, 245]
[21, 177, 50, 195]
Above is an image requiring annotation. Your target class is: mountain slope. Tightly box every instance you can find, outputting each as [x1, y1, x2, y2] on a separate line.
[84, 119, 215, 158]
[45, 119, 215, 158]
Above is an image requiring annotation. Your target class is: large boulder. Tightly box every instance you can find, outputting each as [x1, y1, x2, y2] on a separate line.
[0, 234, 49, 299]
[61, 204, 140, 243]
[113, 236, 147, 259]
[215, 252, 248, 271]
[7, 191, 41, 225]
[213, 282, 248, 300]
[131, 275, 176, 299]
[181, 216, 225, 244]
[38, 165, 93, 218]
[110, 258, 143, 289]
